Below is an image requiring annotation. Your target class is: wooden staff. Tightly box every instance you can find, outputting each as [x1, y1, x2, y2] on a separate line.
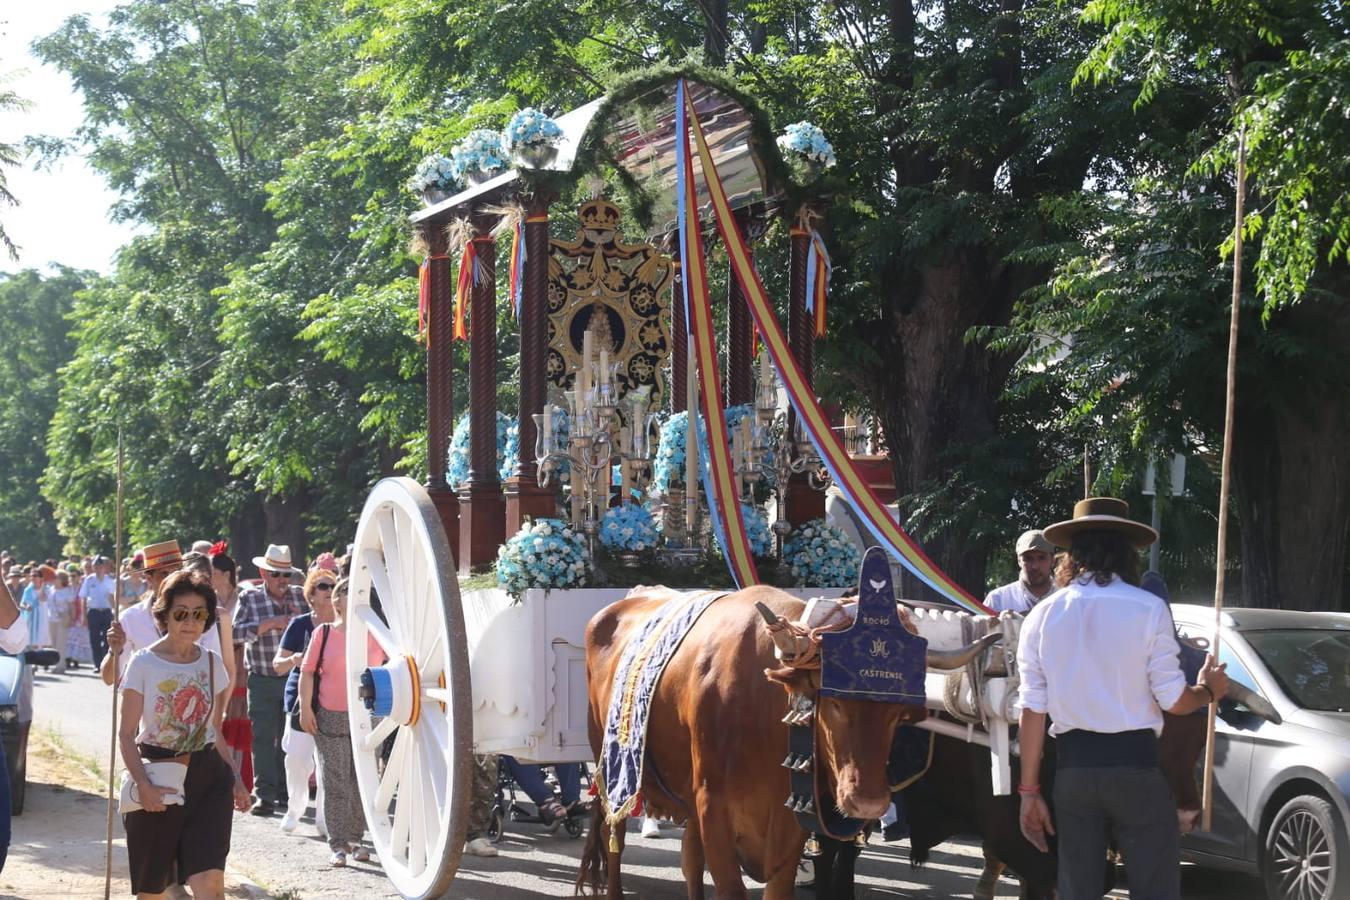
[1202, 125, 1247, 832]
[104, 430, 125, 899]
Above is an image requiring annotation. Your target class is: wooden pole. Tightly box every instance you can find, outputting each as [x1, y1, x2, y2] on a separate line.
[1202, 125, 1247, 833]
[104, 431, 125, 899]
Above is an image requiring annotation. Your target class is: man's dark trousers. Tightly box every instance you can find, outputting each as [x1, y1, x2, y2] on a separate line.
[87, 608, 112, 668]
[1054, 766, 1180, 900]
[248, 673, 289, 806]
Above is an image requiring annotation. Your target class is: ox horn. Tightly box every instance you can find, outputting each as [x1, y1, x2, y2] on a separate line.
[756, 601, 802, 659]
[1225, 683, 1283, 725]
[925, 632, 1003, 672]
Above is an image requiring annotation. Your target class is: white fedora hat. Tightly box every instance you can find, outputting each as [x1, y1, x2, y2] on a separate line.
[252, 544, 302, 575]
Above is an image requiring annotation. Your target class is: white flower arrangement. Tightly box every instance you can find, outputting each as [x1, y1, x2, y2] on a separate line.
[450, 129, 508, 180]
[408, 153, 458, 198]
[599, 502, 659, 553]
[782, 519, 861, 587]
[776, 122, 837, 169]
[496, 517, 590, 599]
[503, 108, 563, 151]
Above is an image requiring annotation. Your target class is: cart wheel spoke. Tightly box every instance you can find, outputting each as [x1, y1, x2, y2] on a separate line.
[418, 631, 445, 676]
[375, 726, 411, 812]
[363, 715, 399, 753]
[407, 732, 427, 874]
[362, 547, 409, 647]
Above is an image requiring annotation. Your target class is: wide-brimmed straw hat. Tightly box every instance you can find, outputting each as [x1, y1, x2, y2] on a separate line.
[1043, 497, 1158, 550]
[141, 540, 184, 573]
[253, 544, 302, 576]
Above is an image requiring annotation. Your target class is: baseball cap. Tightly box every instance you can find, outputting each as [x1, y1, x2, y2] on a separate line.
[1015, 529, 1054, 555]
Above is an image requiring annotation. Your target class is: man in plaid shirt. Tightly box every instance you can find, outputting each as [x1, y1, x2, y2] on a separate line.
[234, 543, 307, 816]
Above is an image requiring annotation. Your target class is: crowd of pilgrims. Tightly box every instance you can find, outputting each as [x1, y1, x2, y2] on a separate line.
[10, 537, 590, 897]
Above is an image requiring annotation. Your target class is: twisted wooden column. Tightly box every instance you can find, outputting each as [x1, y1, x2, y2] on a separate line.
[422, 222, 459, 548]
[726, 213, 754, 406]
[459, 218, 505, 571]
[671, 249, 687, 414]
[506, 193, 557, 534]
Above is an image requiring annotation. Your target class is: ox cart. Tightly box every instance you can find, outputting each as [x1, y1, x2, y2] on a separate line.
[342, 477, 1025, 899]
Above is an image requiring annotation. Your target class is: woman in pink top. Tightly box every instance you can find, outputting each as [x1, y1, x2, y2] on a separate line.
[299, 577, 384, 867]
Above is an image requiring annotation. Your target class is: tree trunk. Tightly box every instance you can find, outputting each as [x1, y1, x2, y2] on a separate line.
[872, 251, 1021, 602]
[1232, 300, 1350, 611]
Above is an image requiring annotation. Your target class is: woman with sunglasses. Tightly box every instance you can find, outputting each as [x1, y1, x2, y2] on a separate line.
[271, 568, 336, 835]
[299, 578, 384, 866]
[119, 571, 250, 900]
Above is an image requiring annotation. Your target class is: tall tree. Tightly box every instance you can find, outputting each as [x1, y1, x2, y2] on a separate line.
[0, 268, 85, 557]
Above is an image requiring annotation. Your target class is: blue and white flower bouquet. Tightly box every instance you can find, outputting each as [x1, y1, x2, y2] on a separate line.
[599, 502, 659, 553]
[496, 518, 590, 599]
[713, 503, 774, 558]
[447, 411, 514, 489]
[409, 153, 458, 202]
[782, 519, 861, 587]
[776, 122, 837, 170]
[503, 108, 563, 151]
[451, 129, 508, 182]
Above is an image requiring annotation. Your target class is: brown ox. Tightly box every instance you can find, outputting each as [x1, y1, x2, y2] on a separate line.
[576, 585, 990, 900]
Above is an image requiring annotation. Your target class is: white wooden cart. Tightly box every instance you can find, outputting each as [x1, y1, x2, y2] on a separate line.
[343, 477, 871, 898]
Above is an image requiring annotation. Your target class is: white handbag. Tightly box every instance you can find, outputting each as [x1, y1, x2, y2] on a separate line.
[118, 760, 188, 814]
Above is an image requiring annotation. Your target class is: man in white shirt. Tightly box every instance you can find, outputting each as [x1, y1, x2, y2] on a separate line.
[1016, 497, 1229, 900]
[984, 529, 1056, 614]
[78, 555, 117, 666]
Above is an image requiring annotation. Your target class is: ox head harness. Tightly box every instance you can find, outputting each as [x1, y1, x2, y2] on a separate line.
[783, 547, 928, 839]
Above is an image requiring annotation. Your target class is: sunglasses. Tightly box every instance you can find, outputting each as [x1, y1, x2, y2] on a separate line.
[314, 583, 335, 592]
[265, 570, 289, 578]
[171, 607, 209, 623]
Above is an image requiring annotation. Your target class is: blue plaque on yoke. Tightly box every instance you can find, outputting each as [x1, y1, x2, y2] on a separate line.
[819, 547, 927, 704]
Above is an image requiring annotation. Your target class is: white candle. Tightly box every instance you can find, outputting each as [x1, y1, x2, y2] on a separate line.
[599, 348, 609, 387]
[741, 416, 753, 466]
[760, 348, 771, 389]
[542, 403, 553, 450]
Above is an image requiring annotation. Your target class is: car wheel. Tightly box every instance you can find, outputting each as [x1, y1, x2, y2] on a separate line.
[1263, 794, 1345, 900]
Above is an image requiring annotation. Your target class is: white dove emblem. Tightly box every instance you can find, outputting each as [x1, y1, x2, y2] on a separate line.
[869, 578, 887, 591]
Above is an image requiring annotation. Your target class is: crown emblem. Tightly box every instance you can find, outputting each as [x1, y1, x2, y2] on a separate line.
[580, 199, 621, 230]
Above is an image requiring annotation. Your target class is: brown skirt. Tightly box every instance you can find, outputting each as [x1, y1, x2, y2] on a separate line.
[123, 745, 234, 893]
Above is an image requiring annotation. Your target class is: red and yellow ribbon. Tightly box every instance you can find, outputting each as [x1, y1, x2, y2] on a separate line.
[676, 80, 759, 589]
[679, 80, 990, 614]
[454, 237, 491, 341]
[417, 254, 450, 346]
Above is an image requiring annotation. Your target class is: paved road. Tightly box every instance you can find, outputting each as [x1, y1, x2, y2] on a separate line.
[28, 665, 1266, 898]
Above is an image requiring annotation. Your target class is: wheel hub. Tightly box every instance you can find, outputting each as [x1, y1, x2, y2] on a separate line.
[359, 655, 423, 726]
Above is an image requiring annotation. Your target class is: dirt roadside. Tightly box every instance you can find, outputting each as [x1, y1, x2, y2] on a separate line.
[1, 730, 263, 899]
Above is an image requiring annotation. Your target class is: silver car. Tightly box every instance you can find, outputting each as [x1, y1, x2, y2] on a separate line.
[1171, 604, 1350, 900]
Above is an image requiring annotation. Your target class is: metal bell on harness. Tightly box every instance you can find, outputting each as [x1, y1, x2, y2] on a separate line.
[793, 756, 813, 773]
[784, 793, 799, 810]
[782, 753, 797, 769]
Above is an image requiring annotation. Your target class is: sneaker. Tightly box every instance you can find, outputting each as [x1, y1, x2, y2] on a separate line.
[329, 850, 347, 867]
[249, 798, 275, 817]
[640, 816, 661, 839]
[464, 837, 498, 858]
[279, 813, 299, 833]
[351, 845, 370, 863]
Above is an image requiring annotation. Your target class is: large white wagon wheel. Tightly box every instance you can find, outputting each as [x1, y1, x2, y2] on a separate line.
[347, 477, 473, 899]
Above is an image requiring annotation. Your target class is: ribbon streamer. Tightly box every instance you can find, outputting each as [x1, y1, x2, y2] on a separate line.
[508, 220, 527, 318]
[417, 254, 450, 346]
[805, 230, 830, 336]
[454, 238, 489, 341]
[679, 79, 991, 615]
[676, 80, 759, 589]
